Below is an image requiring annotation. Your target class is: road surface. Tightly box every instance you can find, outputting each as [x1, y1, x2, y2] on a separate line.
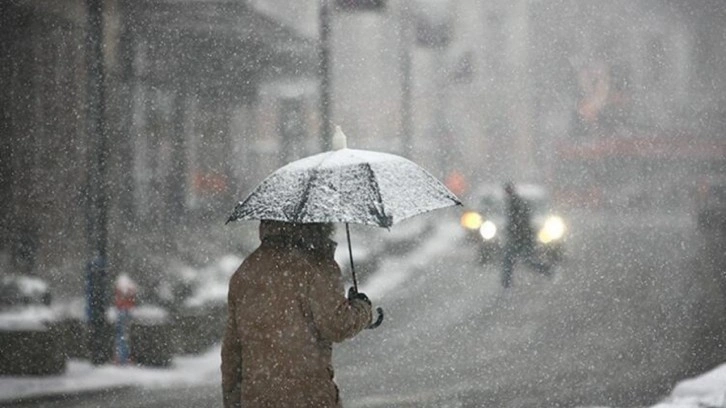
[336, 210, 726, 407]
[12, 210, 726, 408]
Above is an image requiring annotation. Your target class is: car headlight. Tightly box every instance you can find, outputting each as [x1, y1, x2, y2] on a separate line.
[538, 215, 566, 244]
[480, 220, 497, 240]
[461, 211, 483, 230]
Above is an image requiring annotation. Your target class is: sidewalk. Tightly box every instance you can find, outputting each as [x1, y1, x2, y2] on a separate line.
[1, 215, 725, 407]
[0, 345, 222, 404]
[2, 345, 725, 407]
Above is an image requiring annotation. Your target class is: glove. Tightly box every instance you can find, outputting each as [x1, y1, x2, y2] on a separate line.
[347, 287, 371, 306]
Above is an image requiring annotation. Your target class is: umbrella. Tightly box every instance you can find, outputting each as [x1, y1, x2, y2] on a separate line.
[226, 127, 462, 327]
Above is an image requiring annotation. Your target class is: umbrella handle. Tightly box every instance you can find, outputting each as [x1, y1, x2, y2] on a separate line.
[367, 307, 384, 329]
[345, 223, 382, 330]
[345, 223, 358, 292]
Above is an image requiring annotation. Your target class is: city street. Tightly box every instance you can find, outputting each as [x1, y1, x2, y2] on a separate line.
[337, 210, 726, 407]
[7, 210, 725, 408]
[4, 1, 725, 407]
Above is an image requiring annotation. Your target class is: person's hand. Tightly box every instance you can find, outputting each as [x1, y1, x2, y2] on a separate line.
[347, 287, 371, 306]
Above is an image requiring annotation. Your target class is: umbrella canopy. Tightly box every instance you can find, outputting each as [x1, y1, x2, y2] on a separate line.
[226, 128, 461, 330]
[226, 147, 461, 227]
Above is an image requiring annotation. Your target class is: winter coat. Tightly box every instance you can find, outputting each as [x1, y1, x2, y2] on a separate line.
[221, 222, 372, 408]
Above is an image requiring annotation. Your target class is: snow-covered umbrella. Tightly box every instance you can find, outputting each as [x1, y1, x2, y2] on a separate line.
[226, 127, 462, 328]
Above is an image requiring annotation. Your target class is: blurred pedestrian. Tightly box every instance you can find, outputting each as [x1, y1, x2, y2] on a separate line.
[501, 182, 537, 288]
[221, 220, 372, 408]
[114, 273, 137, 365]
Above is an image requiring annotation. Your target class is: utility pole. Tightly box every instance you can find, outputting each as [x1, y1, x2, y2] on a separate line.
[509, 0, 534, 181]
[319, 0, 386, 151]
[85, 0, 110, 366]
[319, 0, 333, 151]
[399, 1, 413, 158]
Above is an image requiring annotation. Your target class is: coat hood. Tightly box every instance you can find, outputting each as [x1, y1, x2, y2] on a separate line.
[259, 220, 337, 258]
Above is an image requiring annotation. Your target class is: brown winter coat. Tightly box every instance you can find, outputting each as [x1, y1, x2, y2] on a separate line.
[221, 222, 372, 408]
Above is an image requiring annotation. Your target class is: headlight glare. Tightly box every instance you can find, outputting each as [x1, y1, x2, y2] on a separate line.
[461, 211, 483, 230]
[480, 220, 497, 240]
[538, 216, 566, 243]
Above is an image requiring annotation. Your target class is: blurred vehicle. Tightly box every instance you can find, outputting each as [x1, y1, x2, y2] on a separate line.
[460, 183, 567, 268]
[460, 184, 506, 262]
[0, 274, 66, 375]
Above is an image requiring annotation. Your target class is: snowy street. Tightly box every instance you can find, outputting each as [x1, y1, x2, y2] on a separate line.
[4, 1, 726, 407]
[3, 210, 725, 407]
[337, 210, 726, 407]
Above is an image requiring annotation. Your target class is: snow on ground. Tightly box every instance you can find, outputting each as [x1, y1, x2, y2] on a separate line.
[2, 343, 725, 407]
[1, 216, 725, 407]
[0, 346, 222, 403]
[361, 215, 465, 298]
[650, 364, 726, 408]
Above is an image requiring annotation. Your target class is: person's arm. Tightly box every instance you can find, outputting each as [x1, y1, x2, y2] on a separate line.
[308, 259, 372, 343]
[221, 273, 242, 408]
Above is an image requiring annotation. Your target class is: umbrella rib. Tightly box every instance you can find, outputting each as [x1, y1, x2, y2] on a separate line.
[362, 162, 392, 227]
[294, 151, 337, 222]
[293, 169, 318, 223]
[226, 190, 258, 224]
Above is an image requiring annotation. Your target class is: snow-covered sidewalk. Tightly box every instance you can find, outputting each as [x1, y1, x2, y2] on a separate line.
[1, 345, 725, 406]
[0, 345, 222, 404]
[2, 215, 725, 407]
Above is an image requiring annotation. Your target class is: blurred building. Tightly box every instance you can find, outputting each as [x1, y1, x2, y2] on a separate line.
[412, 0, 726, 208]
[1, 0, 725, 293]
[1, 2, 91, 288]
[524, 0, 726, 209]
[290, 0, 725, 200]
[0, 0, 319, 293]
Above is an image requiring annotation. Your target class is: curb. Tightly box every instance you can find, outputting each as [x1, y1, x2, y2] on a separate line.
[0, 385, 135, 407]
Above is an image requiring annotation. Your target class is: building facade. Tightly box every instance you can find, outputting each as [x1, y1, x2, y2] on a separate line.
[0, 0, 320, 294]
[1, 0, 724, 293]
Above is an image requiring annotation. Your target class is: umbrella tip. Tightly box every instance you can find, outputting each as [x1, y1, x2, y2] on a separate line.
[332, 125, 347, 150]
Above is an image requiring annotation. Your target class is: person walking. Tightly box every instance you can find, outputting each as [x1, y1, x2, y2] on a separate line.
[501, 182, 536, 288]
[221, 220, 373, 408]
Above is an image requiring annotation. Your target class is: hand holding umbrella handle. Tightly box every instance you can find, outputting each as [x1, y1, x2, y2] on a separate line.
[367, 307, 384, 329]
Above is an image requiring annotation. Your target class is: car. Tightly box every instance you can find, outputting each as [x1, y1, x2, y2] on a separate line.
[0, 274, 66, 375]
[460, 183, 567, 268]
[460, 184, 506, 262]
